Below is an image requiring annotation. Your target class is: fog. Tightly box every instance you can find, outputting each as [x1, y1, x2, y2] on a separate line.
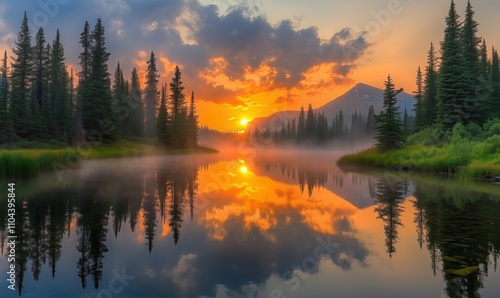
[199, 134, 375, 158]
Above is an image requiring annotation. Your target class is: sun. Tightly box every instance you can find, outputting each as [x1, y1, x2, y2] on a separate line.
[240, 119, 249, 126]
[240, 166, 248, 174]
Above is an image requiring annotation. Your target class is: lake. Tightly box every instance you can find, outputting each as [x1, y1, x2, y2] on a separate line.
[1, 151, 499, 298]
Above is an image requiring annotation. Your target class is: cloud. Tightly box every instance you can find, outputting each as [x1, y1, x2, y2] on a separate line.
[274, 95, 296, 105]
[0, 0, 371, 107]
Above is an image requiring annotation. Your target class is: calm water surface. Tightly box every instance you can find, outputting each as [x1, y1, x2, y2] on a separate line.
[1, 152, 499, 298]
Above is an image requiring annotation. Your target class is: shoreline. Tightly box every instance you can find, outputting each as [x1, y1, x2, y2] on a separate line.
[0, 141, 218, 179]
[337, 146, 500, 182]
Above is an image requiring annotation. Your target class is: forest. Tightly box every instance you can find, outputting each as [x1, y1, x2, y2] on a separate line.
[340, 1, 500, 180]
[0, 13, 199, 149]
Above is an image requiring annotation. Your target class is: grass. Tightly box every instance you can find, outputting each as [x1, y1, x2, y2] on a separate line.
[338, 144, 500, 179]
[86, 140, 218, 159]
[339, 120, 500, 179]
[0, 140, 218, 178]
[0, 149, 80, 179]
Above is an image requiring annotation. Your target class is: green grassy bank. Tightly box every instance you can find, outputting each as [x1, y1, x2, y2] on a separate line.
[0, 149, 80, 179]
[0, 140, 217, 179]
[338, 121, 500, 179]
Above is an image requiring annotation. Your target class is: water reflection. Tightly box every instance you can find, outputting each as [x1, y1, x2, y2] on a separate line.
[413, 180, 500, 298]
[373, 177, 406, 258]
[0, 154, 499, 297]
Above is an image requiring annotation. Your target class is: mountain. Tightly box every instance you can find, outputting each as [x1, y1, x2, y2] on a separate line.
[249, 83, 415, 131]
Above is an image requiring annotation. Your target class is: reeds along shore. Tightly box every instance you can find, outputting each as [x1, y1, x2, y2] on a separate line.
[0, 149, 80, 179]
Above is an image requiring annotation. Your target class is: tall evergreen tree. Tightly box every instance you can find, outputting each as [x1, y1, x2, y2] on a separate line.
[67, 68, 76, 143]
[476, 39, 495, 121]
[144, 51, 159, 138]
[0, 51, 16, 143]
[305, 104, 315, 141]
[112, 62, 126, 138]
[10, 11, 34, 138]
[31, 27, 50, 139]
[50, 29, 70, 142]
[403, 107, 410, 134]
[491, 48, 500, 119]
[461, 0, 482, 123]
[479, 39, 489, 78]
[84, 19, 117, 142]
[33, 27, 47, 112]
[129, 67, 144, 138]
[375, 75, 406, 151]
[76, 21, 93, 143]
[413, 66, 425, 131]
[437, 1, 469, 129]
[156, 84, 168, 146]
[297, 106, 305, 142]
[423, 43, 438, 126]
[169, 65, 187, 148]
[187, 91, 199, 148]
[366, 105, 376, 135]
[337, 110, 345, 137]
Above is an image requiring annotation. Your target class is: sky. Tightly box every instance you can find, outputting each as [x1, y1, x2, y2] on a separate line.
[0, 0, 499, 131]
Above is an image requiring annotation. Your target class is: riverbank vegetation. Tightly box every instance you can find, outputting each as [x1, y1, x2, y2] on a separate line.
[0, 13, 211, 178]
[340, 1, 500, 179]
[339, 119, 500, 179]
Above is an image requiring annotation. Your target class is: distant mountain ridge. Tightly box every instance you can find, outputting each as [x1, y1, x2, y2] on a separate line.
[250, 83, 415, 131]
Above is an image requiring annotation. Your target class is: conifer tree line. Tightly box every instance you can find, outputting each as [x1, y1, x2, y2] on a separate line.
[376, 0, 499, 151]
[412, 0, 500, 132]
[250, 103, 379, 145]
[0, 12, 199, 148]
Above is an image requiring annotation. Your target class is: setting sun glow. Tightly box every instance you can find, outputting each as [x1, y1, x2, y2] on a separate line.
[240, 119, 249, 126]
[240, 166, 248, 174]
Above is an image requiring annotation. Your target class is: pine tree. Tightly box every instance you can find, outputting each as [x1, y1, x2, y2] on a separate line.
[84, 19, 116, 142]
[375, 75, 406, 151]
[423, 43, 438, 126]
[366, 105, 376, 135]
[156, 84, 168, 146]
[413, 66, 425, 131]
[0, 51, 16, 143]
[437, 1, 469, 130]
[187, 91, 198, 148]
[477, 40, 494, 120]
[76, 21, 93, 143]
[50, 29, 70, 142]
[112, 62, 126, 138]
[10, 11, 34, 138]
[129, 67, 144, 138]
[33, 27, 47, 113]
[67, 68, 76, 143]
[297, 106, 305, 142]
[169, 65, 187, 148]
[403, 107, 410, 134]
[31, 27, 50, 139]
[461, 0, 482, 123]
[479, 39, 489, 78]
[491, 48, 500, 119]
[337, 110, 344, 137]
[144, 51, 159, 138]
[305, 104, 315, 141]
